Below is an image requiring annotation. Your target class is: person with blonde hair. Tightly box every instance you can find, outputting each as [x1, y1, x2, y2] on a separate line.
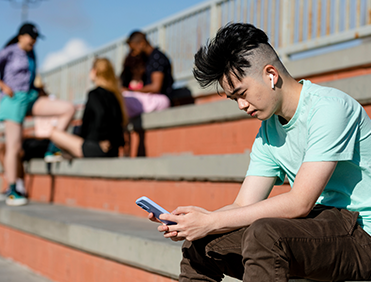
[40, 57, 127, 158]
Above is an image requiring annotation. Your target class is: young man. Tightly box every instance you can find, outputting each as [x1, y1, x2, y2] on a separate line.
[150, 23, 371, 281]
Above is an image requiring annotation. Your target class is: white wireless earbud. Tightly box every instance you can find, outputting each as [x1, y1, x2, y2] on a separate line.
[269, 74, 274, 89]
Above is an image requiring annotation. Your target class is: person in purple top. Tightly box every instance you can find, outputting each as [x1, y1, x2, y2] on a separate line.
[0, 23, 75, 206]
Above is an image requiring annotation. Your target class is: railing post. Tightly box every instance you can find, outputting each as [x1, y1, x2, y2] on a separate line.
[209, 1, 220, 39]
[280, 0, 292, 61]
[158, 25, 166, 52]
[115, 41, 126, 76]
[60, 65, 68, 101]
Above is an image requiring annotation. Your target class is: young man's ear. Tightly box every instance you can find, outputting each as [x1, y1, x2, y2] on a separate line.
[265, 66, 278, 90]
[269, 74, 274, 89]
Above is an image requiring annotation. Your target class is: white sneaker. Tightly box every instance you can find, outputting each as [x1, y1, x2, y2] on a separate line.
[44, 151, 63, 163]
[16, 178, 26, 195]
[6, 190, 28, 206]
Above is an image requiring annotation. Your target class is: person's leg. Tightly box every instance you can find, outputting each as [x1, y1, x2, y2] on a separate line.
[180, 229, 245, 282]
[0, 143, 6, 194]
[32, 97, 75, 162]
[0, 143, 25, 199]
[4, 121, 22, 185]
[123, 91, 170, 114]
[122, 91, 144, 118]
[31, 97, 75, 131]
[49, 129, 84, 158]
[15, 147, 26, 195]
[0, 143, 5, 170]
[3, 121, 27, 206]
[241, 205, 371, 282]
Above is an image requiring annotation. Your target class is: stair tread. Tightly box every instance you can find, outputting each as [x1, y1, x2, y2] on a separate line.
[0, 256, 53, 282]
[0, 201, 182, 278]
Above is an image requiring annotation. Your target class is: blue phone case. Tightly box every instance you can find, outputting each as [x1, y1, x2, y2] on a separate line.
[136, 196, 176, 225]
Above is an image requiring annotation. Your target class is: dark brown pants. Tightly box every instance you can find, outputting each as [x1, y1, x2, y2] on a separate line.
[179, 205, 371, 282]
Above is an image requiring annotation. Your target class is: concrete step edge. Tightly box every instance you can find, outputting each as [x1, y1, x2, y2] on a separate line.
[0, 202, 182, 279]
[25, 152, 250, 181]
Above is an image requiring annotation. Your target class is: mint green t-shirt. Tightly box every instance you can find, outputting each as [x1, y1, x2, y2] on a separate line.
[246, 80, 371, 235]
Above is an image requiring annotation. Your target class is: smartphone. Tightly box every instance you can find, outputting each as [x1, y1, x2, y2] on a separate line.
[136, 196, 176, 225]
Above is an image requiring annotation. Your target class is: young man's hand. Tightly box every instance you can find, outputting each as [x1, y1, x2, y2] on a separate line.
[148, 212, 162, 224]
[159, 206, 214, 242]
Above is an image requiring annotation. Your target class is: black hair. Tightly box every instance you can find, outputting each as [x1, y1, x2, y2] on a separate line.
[126, 31, 147, 44]
[193, 23, 270, 89]
[120, 51, 147, 87]
[4, 22, 41, 48]
[4, 36, 18, 48]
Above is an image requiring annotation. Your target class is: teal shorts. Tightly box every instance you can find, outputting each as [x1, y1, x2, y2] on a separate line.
[0, 90, 39, 124]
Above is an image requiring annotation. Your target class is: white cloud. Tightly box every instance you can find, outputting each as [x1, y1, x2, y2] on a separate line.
[41, 38, 92, 71]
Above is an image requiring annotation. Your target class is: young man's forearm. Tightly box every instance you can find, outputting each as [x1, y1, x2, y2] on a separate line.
[209, 190, 310, 234]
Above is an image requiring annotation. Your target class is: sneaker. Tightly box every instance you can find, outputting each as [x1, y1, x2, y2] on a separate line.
[6, 190, 28, 206]
[44, 151, 63, 163]
[44, 141, 63, 163]
[16, 178, 26, 196]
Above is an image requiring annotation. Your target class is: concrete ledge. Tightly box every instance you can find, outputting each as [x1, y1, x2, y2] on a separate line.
[0, 202, 365, 282]
[285, 38, 371, 79]
[129, 99, 247, 131]
[319, 74, 371, 105]
[0, 202, 182, 279]
[0, 256, 53, 282]
[26, 152, 250, 182]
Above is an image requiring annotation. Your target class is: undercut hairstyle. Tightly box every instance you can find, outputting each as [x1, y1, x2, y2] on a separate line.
[193, 23, 289, 89]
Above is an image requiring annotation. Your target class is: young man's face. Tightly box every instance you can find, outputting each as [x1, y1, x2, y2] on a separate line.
[221, 72, 280, 121]
[128, 40, 146, 56]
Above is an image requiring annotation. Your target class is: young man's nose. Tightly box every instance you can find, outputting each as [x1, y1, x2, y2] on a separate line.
[237, 98, 249, 111]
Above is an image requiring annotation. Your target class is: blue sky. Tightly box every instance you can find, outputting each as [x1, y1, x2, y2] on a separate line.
[0, 0, 206, 71]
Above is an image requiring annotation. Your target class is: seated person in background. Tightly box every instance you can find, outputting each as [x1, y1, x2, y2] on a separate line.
[120, 51, 146, 91]
[38, 58, 128, 158]
[121, 31, 173, 118]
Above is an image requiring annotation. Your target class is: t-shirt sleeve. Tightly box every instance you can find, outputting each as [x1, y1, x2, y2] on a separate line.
[304, 95, 360, 162]
[246, 127, 286, 185]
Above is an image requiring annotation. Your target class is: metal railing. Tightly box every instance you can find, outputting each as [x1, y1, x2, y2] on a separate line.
[41, 0, 371, 103]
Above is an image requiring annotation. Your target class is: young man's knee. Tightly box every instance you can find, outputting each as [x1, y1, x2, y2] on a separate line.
[181, 233, 228, 260]
[243, 218, 284, 248]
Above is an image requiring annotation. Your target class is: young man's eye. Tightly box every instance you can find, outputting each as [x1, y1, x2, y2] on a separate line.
[239, 90, 247, 97]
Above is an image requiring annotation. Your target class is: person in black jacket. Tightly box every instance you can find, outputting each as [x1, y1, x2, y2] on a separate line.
[42, 58, 128, 158]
